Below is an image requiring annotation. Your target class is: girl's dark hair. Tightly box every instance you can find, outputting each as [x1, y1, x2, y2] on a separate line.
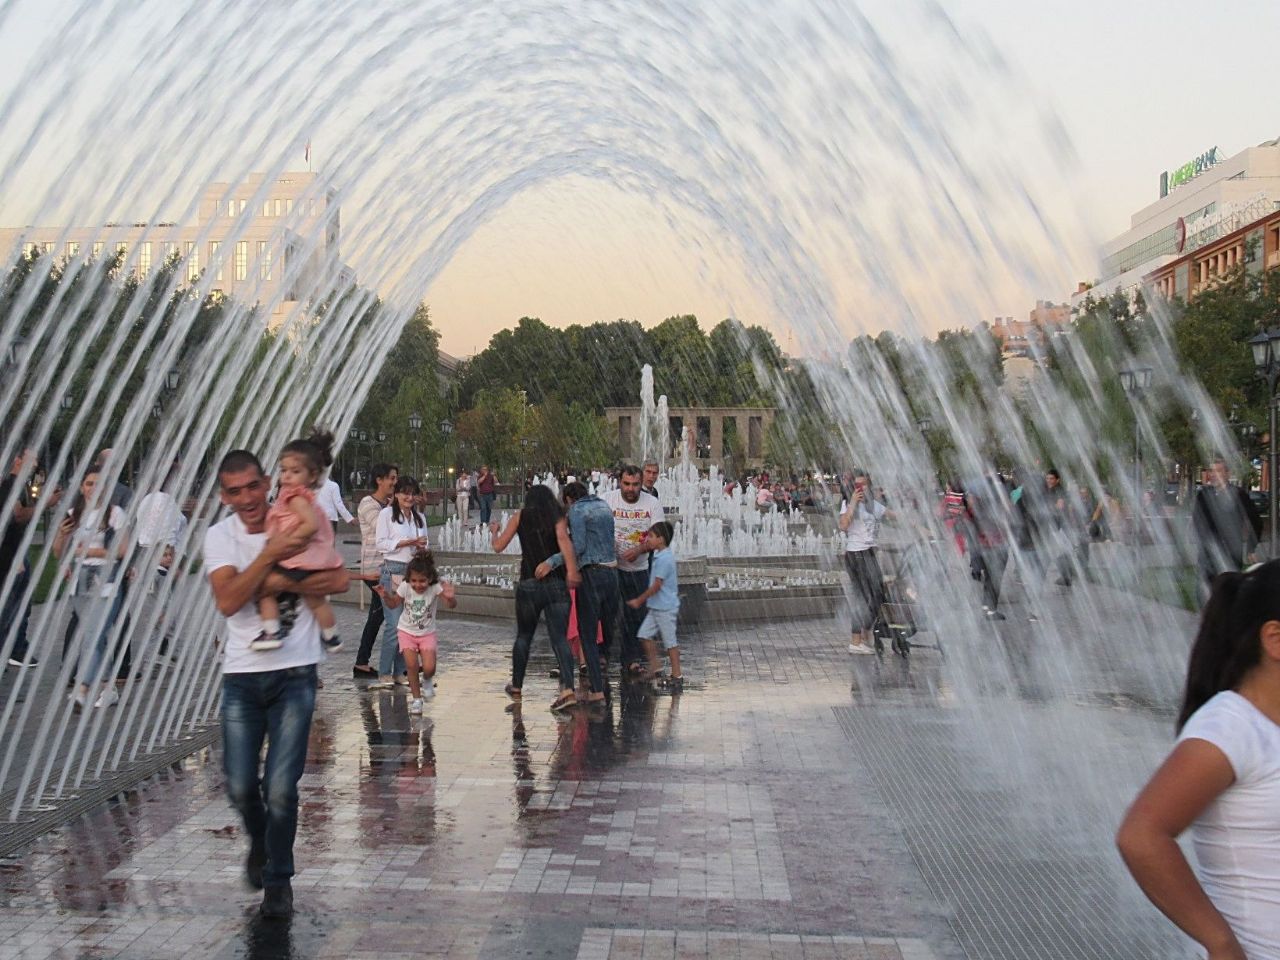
[406, 549, 438, 585]
[520, 485, 562, 532]
[1178, 562, 1280, 730]
[562, 481, 588, 504]
[280, 428, 335, 488]
[69, 469, 111, 532]
[391, 476, 424, 526]
[649, 521, 674, 545]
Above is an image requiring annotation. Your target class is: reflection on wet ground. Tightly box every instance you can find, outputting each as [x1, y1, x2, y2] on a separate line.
[0, 582, 1196, 959]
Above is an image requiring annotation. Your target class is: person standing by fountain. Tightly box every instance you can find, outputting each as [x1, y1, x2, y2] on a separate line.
[204, 449, 349, 919]
[372, 477, 428, 688]
[539, 481, 616, 703]
[352, 462, 397, 680]
[641, 460, 660, 499]
[840, 470, 888, 655]
[53, 466, 130, 707]
[604, 465, 665, 675]
[1118, 561, 1280, 959]
[1192, 457, 1261, 594]
[455, 468, 472, 528]
[476, 465, 497, 525]
[0, 449, 59, 668]
[490, 485, 580, 711]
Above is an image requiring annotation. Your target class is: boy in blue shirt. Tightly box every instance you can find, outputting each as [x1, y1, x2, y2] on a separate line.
[626, 521, 682, 690]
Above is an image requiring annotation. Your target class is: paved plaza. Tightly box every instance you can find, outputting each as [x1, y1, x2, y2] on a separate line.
[0, 577, 1198, 959]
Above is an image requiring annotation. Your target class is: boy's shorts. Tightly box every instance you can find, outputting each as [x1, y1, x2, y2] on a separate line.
[637, 608, 679, 650]
[397, 629, 437, 655]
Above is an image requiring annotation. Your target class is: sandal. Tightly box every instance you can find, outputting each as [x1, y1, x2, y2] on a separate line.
[550, 691, 577, 712]
[504, 683, 522, 700]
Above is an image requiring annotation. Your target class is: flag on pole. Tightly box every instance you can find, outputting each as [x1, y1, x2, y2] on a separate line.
[304, 139, 312, 165]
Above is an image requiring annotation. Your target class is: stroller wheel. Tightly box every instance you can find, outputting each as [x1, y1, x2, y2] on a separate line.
[892, 634, 909, 658]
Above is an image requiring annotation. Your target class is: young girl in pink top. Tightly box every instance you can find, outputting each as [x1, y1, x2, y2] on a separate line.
[254, 429, 344, 652]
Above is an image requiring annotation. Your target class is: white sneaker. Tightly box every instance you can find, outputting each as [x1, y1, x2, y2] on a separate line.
[71, 687, 88, 709]
[422, 680, 435, 701]
[409, 698, 423, 715]
[250, 632, 283, 652]
[848, 642, 875, 656]
[94, 687, 120, 708]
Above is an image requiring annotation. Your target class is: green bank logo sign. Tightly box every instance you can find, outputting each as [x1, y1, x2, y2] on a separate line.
[1160, 147, 1222, 197]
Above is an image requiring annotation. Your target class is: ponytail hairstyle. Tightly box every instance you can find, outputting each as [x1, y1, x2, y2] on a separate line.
[280, 428, 335, 490]
[406, 548, 439, 586]
[1177, 561, 1280, 730]
[390, 476, 425, 527]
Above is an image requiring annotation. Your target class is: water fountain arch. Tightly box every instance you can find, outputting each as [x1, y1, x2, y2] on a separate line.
[0, 5, 1247, 949]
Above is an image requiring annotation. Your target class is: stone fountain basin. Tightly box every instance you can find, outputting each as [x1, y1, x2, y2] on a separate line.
[398, 553, 840, 626]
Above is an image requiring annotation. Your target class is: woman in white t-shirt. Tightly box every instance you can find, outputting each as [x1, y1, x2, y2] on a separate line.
[838, 471, 890, 656]
[371, 476, 428, 688]
[1118, 563, 1280, 959]
[52, 468, 128, 709]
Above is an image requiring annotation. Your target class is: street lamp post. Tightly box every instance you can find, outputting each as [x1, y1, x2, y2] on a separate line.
[1118, 366, 1153, 512]
[408, 412, 423, 481]
[439, 418, 453, 518]
[1248, 328, 1280, 550]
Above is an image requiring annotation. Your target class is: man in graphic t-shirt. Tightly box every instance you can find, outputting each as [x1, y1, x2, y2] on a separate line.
[602, 464, 665, 674]
[204, 450, 349, 920]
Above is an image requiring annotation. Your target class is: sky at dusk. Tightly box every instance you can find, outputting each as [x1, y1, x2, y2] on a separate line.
[0, 0, 1276, 357]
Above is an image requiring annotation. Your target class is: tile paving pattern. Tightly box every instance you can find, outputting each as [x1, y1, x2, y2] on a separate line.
[0, 577, 1200, 958]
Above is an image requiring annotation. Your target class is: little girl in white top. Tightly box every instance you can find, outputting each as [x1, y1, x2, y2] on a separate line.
[372, 476, 428, 687]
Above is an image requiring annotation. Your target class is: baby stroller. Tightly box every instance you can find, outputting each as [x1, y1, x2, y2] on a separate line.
[872, 542, 942, 659]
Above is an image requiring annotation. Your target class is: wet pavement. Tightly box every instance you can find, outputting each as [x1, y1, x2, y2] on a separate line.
[0, 576, 1198, 959]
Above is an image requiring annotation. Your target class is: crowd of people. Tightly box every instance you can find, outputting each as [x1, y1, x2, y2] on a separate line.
[1, 436, 1277, 949]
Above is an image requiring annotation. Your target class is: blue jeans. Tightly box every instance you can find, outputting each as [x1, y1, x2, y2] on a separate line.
[378, 561, 407, 677]
[576, 565, 620, 694]
[72, 567, 125, 687]
[513, 577, 574, 690]
[222, 664, 317, 888]
[478, 492, 495, 524]
[616, 568, 648, 668]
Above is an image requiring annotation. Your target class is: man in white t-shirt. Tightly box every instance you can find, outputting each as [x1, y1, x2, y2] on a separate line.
[204, 450, 349, 920]
[602, 464, 665, 674]
[315, 476, 355, 542]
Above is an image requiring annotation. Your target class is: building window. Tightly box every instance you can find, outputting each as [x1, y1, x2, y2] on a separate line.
[285, 199, 292, 215]
[210, 241, 223, 281]
[41, 241, 54, 255]
[258, 241, 272, 280]
[185, 242, 199, 281]
[66, 241, 79, 258]
[214, 200, 222, 217]
[238, 199, 247, 215]
[92, 241, 104, 259]
[696, 417, 711, 459]
[234, 241, 248, 281]
[618, 416, 632, 457]
[263, 200, 272, 217]
[748, 416, 763, 459]
[21, 242, 36, 258]
[275, 198, 284, 216]
[139, 241, 152, 275]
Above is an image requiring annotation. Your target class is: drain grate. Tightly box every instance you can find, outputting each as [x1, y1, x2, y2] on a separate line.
[833, 705, 1190, 960]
